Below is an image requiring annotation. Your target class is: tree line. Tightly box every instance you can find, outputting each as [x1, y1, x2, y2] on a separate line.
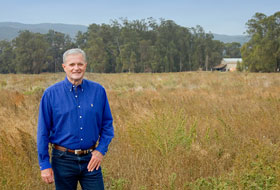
[240, 11, 280, 72]
[1, 16, 264, 74]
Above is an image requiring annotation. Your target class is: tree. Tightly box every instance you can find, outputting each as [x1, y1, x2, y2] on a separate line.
[13, 31, 49, 74]
[241, 11, 280, 72]
[191, 26, 207, 70]
[45, 30, 75, 72]
[75, 31, 87, 49]
[224, 42, 241, 58]
[0, 40, 15, 73]
[72, 18, 227, 73]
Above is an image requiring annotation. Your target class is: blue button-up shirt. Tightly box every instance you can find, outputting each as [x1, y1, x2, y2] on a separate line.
[37, 77, 114, 170]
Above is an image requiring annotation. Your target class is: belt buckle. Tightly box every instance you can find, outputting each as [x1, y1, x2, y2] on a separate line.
[74, 149, 82, 155]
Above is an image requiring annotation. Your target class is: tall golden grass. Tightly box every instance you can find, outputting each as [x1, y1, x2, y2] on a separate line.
[0, 72, 280, 189]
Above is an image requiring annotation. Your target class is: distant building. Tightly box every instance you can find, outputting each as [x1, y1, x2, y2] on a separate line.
[212, 58, 242, 72]
[212, 63, 227, 71]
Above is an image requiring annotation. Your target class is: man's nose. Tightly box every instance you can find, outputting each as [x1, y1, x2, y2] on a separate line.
[73, 64, 80, 69]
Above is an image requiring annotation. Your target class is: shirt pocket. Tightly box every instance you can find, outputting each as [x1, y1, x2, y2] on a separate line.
[85, 102, 100, 124]
[86, 103, 97, 115]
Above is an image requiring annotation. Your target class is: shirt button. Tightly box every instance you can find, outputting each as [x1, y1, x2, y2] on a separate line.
[81, 138, 83, 141]
[78, 105, 81, 108]
[75, 95, 78, 98]
[80, 127, 83, 130]
[80, 116, 82, 119]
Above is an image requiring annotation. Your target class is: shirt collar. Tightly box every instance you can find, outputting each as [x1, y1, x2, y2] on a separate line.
[64, 77, 85, 92]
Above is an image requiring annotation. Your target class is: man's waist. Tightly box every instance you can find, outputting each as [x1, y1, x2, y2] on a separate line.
[52, 144, 96, 155]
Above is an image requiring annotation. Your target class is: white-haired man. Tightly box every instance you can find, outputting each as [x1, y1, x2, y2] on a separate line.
[37, 48, 114, 190]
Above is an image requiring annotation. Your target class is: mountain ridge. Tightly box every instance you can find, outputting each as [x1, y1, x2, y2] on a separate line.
[0, 22, 88, 40]
[0, 22, 249, 44]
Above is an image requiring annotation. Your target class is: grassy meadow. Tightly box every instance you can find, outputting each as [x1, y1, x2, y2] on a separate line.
[0, 72, 280, 189]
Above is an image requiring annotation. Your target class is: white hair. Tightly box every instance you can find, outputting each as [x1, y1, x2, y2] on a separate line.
[63, 48, 87, 63]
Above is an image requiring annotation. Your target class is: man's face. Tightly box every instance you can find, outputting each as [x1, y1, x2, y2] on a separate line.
[62, 53, 87, 84]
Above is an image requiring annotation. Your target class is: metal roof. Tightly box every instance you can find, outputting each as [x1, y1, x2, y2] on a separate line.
[222, 58, 242, 63]
[213, 64, 227, 69]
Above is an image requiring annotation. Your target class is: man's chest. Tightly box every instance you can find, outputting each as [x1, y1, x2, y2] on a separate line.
[51, 89, 103, 118]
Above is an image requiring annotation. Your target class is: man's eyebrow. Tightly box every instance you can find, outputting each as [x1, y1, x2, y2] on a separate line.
[68, 62, 85, 65]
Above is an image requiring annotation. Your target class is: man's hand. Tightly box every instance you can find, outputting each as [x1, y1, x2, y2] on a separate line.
[41, 168, 54, 184]
[87, 150, 104, 172]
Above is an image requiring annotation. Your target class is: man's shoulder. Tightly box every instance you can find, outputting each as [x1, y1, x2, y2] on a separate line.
[83, 79, 105, 90]
[44, 80, 64, 94]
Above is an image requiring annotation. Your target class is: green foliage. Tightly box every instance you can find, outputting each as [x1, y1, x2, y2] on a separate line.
[126, 108, 197, 156]
[168, 173, 177, 190]
[0, 30, 74, 74]
[240, 161, 278, 189]
[185, 159, 280, 190]
[0, 80, 7, 88]
[13, 31, 50, 73]
[45, 30, 75, 72]
[23, 86, 45, 95]
[110, 178, 129, 190]
[241, 11, 280, 72]
[185, 177, 237, 190]
[0, 40, 15, 73]
[224, 42, 241, 58]
[84, 19, 224, 73]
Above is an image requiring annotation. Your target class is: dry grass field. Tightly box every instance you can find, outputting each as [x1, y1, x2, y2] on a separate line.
[0, 72, 280, 189]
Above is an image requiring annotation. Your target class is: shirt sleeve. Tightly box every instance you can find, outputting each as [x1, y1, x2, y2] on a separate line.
[95, 88, 114, 155]
[37, 91, 52, 170]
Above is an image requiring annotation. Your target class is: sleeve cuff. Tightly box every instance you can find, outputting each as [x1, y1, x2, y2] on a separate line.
[95, 146, 106, 156]
[39, 161, 52, 170]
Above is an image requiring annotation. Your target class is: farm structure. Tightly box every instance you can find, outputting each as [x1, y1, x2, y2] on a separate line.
[212, 58, 242, 72]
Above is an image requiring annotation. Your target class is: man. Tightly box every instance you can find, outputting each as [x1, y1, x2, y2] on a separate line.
[37, 48, 114, 190]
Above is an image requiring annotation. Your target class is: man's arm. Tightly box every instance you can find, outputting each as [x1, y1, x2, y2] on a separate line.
[95, 88, 114, 155]
[37, 91, 53, 182]
[88, 88, 114, 171]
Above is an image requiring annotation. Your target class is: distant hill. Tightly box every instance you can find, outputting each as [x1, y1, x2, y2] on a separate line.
[213, 33, 250, 45]
[0, 22, 250, 44]
[0, 22, 87, 41]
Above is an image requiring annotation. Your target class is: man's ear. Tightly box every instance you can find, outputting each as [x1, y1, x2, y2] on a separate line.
[62, 64, 65, 70]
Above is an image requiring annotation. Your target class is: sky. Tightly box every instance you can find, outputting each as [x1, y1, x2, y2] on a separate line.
[0, 0, 279, 35]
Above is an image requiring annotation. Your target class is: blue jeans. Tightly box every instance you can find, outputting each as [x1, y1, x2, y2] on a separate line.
[51, 148, 104, 190]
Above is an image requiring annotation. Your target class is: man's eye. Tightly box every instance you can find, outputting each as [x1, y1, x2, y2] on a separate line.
[69, 64, 75, 67]
[78, 63, 84, 67]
